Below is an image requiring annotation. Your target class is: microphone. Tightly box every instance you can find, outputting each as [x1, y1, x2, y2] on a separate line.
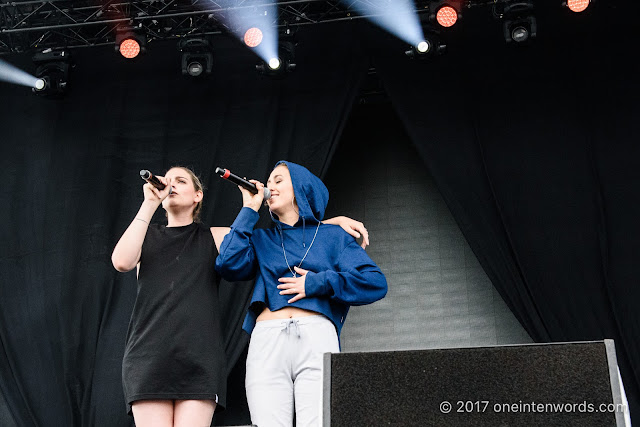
[215, 167, 271, 200]
[140, 170, 172, 194]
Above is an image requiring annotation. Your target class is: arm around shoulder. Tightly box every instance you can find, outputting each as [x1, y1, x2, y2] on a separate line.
[323, 216, 369, 248]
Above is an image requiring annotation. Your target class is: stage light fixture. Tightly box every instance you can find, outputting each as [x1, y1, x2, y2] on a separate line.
[115, 28, 146, 59]
[178, 37, 213, 77]
[431, 1, 462, 28]
[417, 41, 431, 53]
[502, 1, 537, 44]
[437, 6, 458, 27]
[405, 30, 447, 59]
[566, 0, 590, 13]
[256, 41, 296, 77]
[31, 48, 72, 98]
[268, 57, 281, 70]
[244, 27, 264, 48]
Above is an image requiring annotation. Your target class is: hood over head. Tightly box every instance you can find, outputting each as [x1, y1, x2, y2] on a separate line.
[273, 160, 328, 223]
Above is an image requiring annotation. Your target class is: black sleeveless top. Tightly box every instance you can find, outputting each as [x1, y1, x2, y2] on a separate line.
[122, 222, 226, 413]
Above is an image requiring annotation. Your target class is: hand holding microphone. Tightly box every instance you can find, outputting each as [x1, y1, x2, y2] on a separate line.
[215, 167, 271, 211]
[241, 179, 268, 212]
[140, 170, 172, 203]
[140, 170, 167, 190]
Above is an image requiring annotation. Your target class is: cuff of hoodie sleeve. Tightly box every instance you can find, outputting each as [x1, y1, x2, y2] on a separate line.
[231, 207, 260, 233]
[304, 271, 330, 297]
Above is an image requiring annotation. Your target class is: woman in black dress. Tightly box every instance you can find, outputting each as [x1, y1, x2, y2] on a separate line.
[112, 167, 227, 426]
[111, 166, 368, 426]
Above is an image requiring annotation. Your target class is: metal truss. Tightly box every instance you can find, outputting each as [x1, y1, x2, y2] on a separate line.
[0, 0, 443, 55]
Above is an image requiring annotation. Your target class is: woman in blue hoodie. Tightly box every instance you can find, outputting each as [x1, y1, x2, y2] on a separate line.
[216, 161, 387, 426]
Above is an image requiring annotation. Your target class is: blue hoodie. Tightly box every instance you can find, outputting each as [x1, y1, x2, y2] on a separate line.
[215, 161, 387, 338]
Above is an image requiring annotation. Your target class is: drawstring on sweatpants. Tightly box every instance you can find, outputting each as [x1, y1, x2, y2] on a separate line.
[281, 319, 301, 338]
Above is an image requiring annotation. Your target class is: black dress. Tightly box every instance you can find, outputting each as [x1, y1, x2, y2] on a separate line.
[122, 222, 226, 414]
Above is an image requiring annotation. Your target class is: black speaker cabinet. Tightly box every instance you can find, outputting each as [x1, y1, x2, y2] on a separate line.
[323, 340, 629, 426]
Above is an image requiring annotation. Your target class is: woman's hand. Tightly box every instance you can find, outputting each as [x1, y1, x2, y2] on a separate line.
[277, 266, 308, 303]
[240, 179, 265, 212]
[324, 216, 369, 249]
[143, 176, 172, 205]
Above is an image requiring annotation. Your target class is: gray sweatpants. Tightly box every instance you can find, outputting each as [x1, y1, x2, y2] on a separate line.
[246, 315, 340, 427]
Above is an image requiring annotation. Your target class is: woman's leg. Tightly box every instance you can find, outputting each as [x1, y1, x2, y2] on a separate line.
[131, 400, 173, 427]
[173, 399, 216, 427]
[293, 317, 340, 427]
[246, 320, 295, 426]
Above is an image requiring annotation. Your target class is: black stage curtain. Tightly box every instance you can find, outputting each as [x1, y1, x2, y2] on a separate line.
[371, 2, 640, 422]
[2, 2, 640, 425]
[0, 23, 367, 426]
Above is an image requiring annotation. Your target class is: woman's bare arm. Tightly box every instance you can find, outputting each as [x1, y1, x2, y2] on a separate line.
[112, 180, 170, 272]
[323, 216, 369, 248]
[210, 227, 231, 253]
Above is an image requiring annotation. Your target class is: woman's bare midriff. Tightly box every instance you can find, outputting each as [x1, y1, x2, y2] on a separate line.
[256, 306, 319, 322]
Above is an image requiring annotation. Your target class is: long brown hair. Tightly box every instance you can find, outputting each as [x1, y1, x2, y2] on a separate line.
[167, 166, 204, 223]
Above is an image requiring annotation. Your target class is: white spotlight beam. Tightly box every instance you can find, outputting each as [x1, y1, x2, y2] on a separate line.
[0, 58, 39, 88]
[340, 0, 425, 46]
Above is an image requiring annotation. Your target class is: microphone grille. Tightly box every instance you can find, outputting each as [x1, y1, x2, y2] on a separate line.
[263, 188, 271, 200]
